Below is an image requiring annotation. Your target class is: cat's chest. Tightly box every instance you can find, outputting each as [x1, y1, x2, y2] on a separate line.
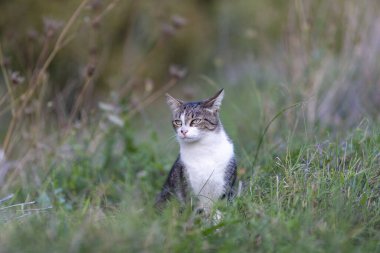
[180, 138, 234, 199]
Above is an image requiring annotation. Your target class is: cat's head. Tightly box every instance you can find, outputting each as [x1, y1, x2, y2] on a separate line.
[166, 89, 224, 143]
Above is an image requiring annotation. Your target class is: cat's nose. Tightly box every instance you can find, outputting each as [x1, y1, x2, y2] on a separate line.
[180, 129, 188, 135]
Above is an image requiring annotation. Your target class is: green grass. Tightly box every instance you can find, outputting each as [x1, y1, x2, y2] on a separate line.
[0, 120, 379, 252]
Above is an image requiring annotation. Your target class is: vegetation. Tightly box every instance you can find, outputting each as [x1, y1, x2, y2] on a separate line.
[0, 0, 379, 252]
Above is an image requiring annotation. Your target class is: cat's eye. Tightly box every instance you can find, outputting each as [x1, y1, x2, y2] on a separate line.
[190, 119, 202, 126]
[173, 120, 182, 127]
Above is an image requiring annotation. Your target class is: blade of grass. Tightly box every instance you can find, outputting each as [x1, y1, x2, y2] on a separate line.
[252, 101, 305, 169]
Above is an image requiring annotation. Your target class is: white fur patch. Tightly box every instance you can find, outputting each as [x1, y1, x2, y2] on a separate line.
[179, 129, 234, 209]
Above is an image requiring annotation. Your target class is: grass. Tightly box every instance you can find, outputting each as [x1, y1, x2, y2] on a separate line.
[0, 114, 379, 252]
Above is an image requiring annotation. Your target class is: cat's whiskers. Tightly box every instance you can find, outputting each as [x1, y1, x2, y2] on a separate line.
[167, 134, 178, 142]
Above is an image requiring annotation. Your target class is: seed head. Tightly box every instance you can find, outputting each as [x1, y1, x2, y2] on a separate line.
[169, 65, 187, 79]
[11, 71, 25, 85]
[171, 15, 187, 29]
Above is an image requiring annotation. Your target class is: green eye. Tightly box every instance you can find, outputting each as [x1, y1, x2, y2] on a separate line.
[173, 120, 182, 127]
[190, 119, 202, 126]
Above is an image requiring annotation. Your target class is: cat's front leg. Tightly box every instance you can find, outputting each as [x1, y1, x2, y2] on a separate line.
[155, 157, 187, 210]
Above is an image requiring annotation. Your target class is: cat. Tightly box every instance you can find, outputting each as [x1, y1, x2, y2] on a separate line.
[155, 89, 237, 215]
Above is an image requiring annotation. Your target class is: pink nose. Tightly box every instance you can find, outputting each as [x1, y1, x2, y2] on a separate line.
[180, 129, 188, 135]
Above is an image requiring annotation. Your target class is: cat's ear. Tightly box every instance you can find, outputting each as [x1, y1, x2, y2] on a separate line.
[203, 89, 224, 112]
[166, 93, 183, 112]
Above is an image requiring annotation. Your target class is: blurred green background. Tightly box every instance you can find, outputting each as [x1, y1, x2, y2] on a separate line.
[1, 0, 380, 130]
[1, 0, 379, 152]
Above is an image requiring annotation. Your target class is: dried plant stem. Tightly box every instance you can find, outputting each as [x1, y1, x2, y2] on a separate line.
[0, 94, 8, 109]
[0, 97, 21, 118]
[2, 149, 33, 191]
[68, 75, 94, 125]
[66, 0, 122, 126]
[0, 44, 17, 155]
[0, 44, 15, 116]
[14, 206, 53, 212]
[1, 0, 89, 156]
[28, 0, 90, 100]
[0, 201, 35, 211]
[127, 78, 179, 119]
[95, 0, 120, 21]
[0, 194, 14, 205]
[2, 116, 18, 155]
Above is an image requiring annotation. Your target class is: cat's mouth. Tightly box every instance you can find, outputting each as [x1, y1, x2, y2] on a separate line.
[179, 135, 197, 142]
